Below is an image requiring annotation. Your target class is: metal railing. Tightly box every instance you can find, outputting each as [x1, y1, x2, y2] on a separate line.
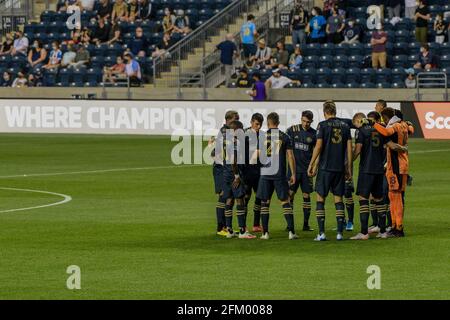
[416, 72, 448, 101]
[0, 0, 34, 36]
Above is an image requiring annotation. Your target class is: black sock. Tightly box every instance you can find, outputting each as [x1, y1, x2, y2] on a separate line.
[316, 201, 325, 234]
[335, 202, 345, 233]
[303, 197, 311, 227]
[344, 196, 354, 223]
[261, 202, 270, 234]
[283, 203, 295, 233]
[236, 204, 246, 233]
[386, 204, 392, 227]
[253, 198, 261, 227]
[216, 196, 226, 231]
[225, 204, 233, 232]
[370, 200, 378, 227]
[359, 199, 370, 235]
[375, 200, 387, 233]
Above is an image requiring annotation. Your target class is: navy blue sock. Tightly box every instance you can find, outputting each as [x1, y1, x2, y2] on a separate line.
[370, 200, 378, 226]
[236, 204, 246, 234]
[359, 199, 370, 235]
[253, 198, 261, 227]
[303, 197, 311, 227]
[316, 201, 325, 234]
[282, 203, 295, 233]
[225, 204, 233, 232]
[335, 202, 345, 233]
[216, 196, 226, 231]
[375, 200, 387, 233]
[344, 196, 354, 223]
[261, 202, 270, 234]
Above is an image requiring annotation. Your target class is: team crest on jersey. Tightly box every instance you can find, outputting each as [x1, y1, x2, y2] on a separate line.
[306, 137, 313, 143]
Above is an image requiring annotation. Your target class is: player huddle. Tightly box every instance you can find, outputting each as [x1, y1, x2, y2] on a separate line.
[211, 100, 413, 241]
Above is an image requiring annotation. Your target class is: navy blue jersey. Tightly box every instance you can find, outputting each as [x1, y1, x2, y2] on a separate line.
[286, 124, 316, 173]
[211, 124, 229, 167]
[260, 128, 293, 180]
[244, 127, 261, 177]
[317, 118, 351, 173]
[223, 138, 245, 177]
[356, 124, 386, 175]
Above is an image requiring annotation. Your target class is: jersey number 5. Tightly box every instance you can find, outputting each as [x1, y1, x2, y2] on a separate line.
[332, 128, 342, 144]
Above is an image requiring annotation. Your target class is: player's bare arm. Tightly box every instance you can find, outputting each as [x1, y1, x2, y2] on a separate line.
[346, 139, 353, 180]
[308, 139, 322, 177]
[353, 143, 362, 161]
[287, 149, 296, 185]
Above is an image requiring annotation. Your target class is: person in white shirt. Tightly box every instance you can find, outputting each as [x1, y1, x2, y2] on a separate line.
[11, 30, 29, 56]
[265, 68, 293, 89]
[80, 0, 95, 11]
[404, 0, 417, 19]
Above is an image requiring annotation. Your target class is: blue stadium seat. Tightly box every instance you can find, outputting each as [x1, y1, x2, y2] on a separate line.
[407, 54, 419, 66]
[318, 55, 333, 69]
[316, 83, 331, 88]
[40, 10, 56, 23]
[303, 56, 318, 68]
[334, 43, 348, 56]
[391, 55, 408, 68]
[106, 44, 122, 57]
[87, 68, 102, 84]
[348, 55, 363, 68]
[395, 30, 409, 43]
[331, 82, 345, 88]
[440, 55, 450, 68]
[360, 82, 376, 88]
[301, 82, 316, 88]
[34, 33, 48, 44]
[320, 43, 334, 56]
[285, 82, 301, 88]
[0, 55, 11, 69]
[24, 22, 37, 34]
[93, 44, 108, 57]
[408, 42, 421, 56]
[353, 7, 367, 20]
[316, 68, 331, 84]
[428, 5, 441, 17]
[345, 82, 360, 88]
[348, 43, 363, 56]
[376, 82, 392, 88]
[441, 43, 450, 56]
[214, 0, 229, 10]
[73, 68, 87, 83]
[299, 68, 316, 84]
[287, 70, 301, 81]
[58, 68, 72, 86]
[54, 11, 69, 23]
[304, 43, 320, 56]
[428, 42, 441, 55]
[90, 56, 105, 69]
[360, 68, 375, 83]
[345, 68, 361, 83]
[43, 68, 58, 86]
[10, 55, 27, 69]
[393, 42, 408, 55]
[375, 68, 392, 83]
[363, 43, 372, 56]
[395, 18, 413, 31]
[331, 68, 346, 83]
[333, 56, 348, 68]
[391, 82, 406, 88]
[392, 67, 406, 83]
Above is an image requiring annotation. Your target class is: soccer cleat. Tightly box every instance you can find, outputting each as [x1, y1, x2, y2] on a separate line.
[368, 226, 380, 234]
[226, 230, 237, 238]
[239, 232, 257, 239]
[386, 226, 392, 233]
[350, 233, 369, 240]
[386, 229, 398, 238]
[396, 229, 405, 237]
[336, 233, 344, 241]
[302, 225, 314, 231]
[314, 233, 327, 241]
[289, 231, 299, 240]
[260, 232, 270, 240]
[216, 229, 228, 236]
[376, 232, 388, 239]
[345, 221, 354, 231]
[252, 225, 263, 232]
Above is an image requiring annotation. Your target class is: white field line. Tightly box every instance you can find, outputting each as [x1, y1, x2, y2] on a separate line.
[409, 148, 450, 154]
[0, 187, 72, 213]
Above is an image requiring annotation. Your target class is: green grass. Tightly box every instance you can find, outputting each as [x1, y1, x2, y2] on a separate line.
[0, 134, 449, 299]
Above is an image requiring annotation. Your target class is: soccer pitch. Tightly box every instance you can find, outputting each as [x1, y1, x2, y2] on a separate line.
[0, 134, 449, 300]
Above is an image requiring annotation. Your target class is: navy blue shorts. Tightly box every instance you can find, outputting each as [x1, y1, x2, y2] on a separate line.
[213, 164, 224, 194]
[357, 173, 384, 199]
[289, 172, 314, 194]
[256, 177, 290, 201]
[244, 174, 260, 196]
[222, 175, 246, 200]
[315, 170, 345, 198]
[242, 43, 257, 58]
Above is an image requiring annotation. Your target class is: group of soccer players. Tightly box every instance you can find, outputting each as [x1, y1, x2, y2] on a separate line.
[211, 99, 412, 241]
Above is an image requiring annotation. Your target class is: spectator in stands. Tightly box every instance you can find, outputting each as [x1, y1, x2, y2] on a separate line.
[413, 43, 437, 70]
[265, 68, 295, 89]
[12, 70, 28, 88]
[0, 33, 14, 56]
[326, 5, 345, 44]
[103, 56, 126, 83]
[162, 8, 176, 34]
[290, 1, 309, 47]
[70, 44, 90, 69]
[323, 0, 338, 18]
[27, 73, 43, 87]
[240, 14, 258, 61]
[68, 29, 82, 45]
[107, 19, 122, 45]
[250, 39, 271, 69]
[173, 10, 191, 36]
[307, 7, 326, 44]
[371, 24, 387, 69]
[2, 71, 13, 87]
[128, 0, 139, 22]
[152, 32, 173, 58]
[124, 52, 142, 86]
[128, 27, 148, 57]
[236, 69, 252, 88]
[289, 46, 303, 69]
[271, 41, 289, 69]
[96, 0, 112, 21]
[405, 68, 416, 88]
[136, 0, 154, 21]
[217, 33, 238, 87]
[11, 30, 29, 56]
[61, 44, 77, 68]
[112, 0, 129, 22]
[414, 0, 430, 44]
[404, 0, 417, 19]
[43, 41, 62, 70]
[27, 40, 47, 71]
[387, 0, 402, 19]
[342, 18, 360, 44]
[247, 72, 266, 101]
[434, 13, 447, 44]
[92, 17, 111, 44]
[80, 27, 92, 45]
[80, 0, 95, 11]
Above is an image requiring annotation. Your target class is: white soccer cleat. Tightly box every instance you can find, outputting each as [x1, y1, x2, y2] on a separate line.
[260, 232, 270, 240]
[314, 233, 327, 241]
[386, 226, 392, 233]
[289, 231, 299, 240]
[336, 233, 344, 241]
[238, 232, 256, 239]
[376, 232, 388, 239]
[350, 233, 369, 240]
[226, 231, 237, 239]
[368, 226, 380, 234]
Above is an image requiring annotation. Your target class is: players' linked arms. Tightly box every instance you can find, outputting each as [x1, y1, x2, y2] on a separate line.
[353, 143, 362, 161]
[232, 175, 241, 189]
[386, 141, 408, 153]
[374, 123, 395, 136]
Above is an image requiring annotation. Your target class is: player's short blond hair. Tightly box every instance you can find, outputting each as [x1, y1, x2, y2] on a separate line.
[352, 112, 366, 122]
[323, 100, 336, 116]
[225, 110, 238, 121]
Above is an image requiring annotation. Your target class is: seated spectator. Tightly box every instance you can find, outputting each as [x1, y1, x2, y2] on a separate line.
[1, 71, 13, 87]
[0, 33, 14, 56]
[173, 10, 191, 36]
[326, 5, 344, 44]
[27, 40, 47, 71]
[128, 27, 148, 57]
[27, 73, 43, 87]
[162, 8, 176, 34]
[271, 41, 289, 69]
[61, 44, 77, 68]
[414, 44, 437, 70]
[67, 29, 82, 45]
[405, 68, 416, 88]
[11, 30, 29, 56]
[434, 13, 447, 44]
[250, 39, 271, 69]
[107, 19, 122, 45]
[96, 0, 112, 21]
[12, 70, 28, 88]
[371, 24, 387, 69]
[247, 72, 266, 101]
[342, 18, 360, 44]
[265, 68, 296, 89]
[80, 0, 95, 11]
[288, 46, 303, 69]
[111, 0, 128, 22]
[136, 0, 154, 21]
[236, 69, 252, 88]
[92, 17, 111, 44]
[103, 56, 126, 83]
[69, 44, 90, 69]
[307, 7, 326, 44]
[124, 52, 142, 86]
[80, 27, 92, 45]
[128, 0, 138, 22]
[43, 41, 62, 69]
